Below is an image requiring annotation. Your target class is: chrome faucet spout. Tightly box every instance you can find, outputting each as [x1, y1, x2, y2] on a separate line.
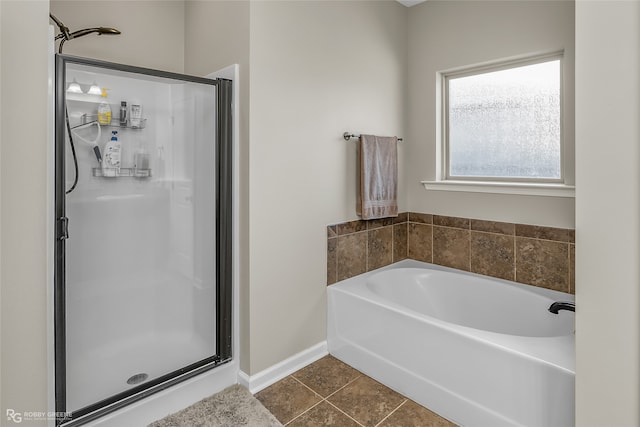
[549, 301, 575, 314]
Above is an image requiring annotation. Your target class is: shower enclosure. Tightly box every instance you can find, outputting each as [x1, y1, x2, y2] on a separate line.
[54, 55, 232, 426]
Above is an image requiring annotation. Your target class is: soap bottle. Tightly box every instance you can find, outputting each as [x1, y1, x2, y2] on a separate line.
[97, 88, 112, 125]
[102, 130, 121, 177]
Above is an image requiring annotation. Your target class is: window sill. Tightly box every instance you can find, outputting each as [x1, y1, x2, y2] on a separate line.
[421, 180, 575, 197]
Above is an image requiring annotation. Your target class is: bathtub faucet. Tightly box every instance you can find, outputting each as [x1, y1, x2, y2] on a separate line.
[548, 301, 575, 314]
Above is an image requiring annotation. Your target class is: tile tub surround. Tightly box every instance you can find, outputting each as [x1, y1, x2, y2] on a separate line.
[327, 213, 575, 294]
[327, 213, 408, 285]
[256, 355, 457, 426]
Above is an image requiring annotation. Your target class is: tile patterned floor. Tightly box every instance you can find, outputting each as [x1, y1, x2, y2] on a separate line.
[256, 355, 458, 427]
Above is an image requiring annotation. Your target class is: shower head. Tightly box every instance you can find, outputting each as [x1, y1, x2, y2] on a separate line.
[69, 27, 121, 39]
[50, 13, 121, 53]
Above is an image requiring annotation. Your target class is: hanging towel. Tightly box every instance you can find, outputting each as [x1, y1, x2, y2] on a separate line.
[356, 134, 398, 220]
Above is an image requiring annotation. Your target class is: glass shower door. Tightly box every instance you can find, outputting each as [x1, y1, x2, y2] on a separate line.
[54, 55, 232, 426]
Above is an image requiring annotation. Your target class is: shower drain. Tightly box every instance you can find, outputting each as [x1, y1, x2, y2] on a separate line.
[126, 373, 149, 385]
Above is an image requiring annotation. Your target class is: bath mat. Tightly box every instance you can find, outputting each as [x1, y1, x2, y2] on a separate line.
[147, 384, 283, 427]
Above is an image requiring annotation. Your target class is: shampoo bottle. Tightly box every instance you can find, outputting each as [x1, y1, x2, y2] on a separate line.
[102, 130, 121, 177]
[97, 88, 112, 125]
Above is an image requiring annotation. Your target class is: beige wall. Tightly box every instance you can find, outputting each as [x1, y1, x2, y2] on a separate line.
[248, 0, 407, 373]
[407, 0, 575, 229]
[184, 0, 251, 374]
[575, 1, 640, 425]
[50, 1, 185, 73]
[0, 1, 50, 425]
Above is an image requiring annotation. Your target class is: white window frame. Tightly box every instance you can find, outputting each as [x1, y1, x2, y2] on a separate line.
[424, 51, 575, 197]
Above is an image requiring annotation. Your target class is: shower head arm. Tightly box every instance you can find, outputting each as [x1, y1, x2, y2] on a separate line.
[49, 12, 120, 53]
[49, 13, 71, 41]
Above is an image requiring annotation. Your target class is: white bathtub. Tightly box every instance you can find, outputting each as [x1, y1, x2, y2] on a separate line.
[327, 259, 574, 427]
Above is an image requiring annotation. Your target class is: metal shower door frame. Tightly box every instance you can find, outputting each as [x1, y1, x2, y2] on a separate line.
[53, 54, 233, 427]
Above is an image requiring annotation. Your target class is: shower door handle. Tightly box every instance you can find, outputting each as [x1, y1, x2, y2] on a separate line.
[58, 216, 69, 241]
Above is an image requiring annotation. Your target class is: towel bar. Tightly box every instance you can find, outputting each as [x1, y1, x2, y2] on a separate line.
[343, 132, 403, 142]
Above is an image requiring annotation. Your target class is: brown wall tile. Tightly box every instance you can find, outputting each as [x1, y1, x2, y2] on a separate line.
[470, 232, 515, 281]
[515, 224, 571, 242]
[433, 226, 470, 271]
[408, 212, 432, 224]
[367, 218, 394, 230]
[337, 232, 368, 281]
[408, 223, 432, 263]
[393, 212, 409, 224]
[327, 238, 337, 285]
[470, 219, 515, 235]
[368, 227, 393, 271]
[393, 223, 408, 262]
[569, 244, 575, 294]
[434, 215, 470, 229]
[337, 220, 367, 235]
[516, 237, 569, 292]
[328, 213, 575, 295]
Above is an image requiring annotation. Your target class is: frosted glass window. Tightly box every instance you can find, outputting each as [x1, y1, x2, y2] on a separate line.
[446, 58, 562, 181]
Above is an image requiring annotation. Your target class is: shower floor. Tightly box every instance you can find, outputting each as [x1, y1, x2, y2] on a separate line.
[66, 330, 213, 412]
[64, 271, 216, 413]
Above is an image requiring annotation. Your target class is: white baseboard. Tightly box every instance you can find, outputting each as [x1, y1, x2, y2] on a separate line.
[239, 341, 327, 394]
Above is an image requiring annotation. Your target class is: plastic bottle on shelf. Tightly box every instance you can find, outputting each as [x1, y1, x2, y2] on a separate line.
[119, 101, 128, 126]
[130, 102, 142, 128]
[134, 146, 150, 177]
[97, 88, 112, 125]
[102, 130, 121, 177]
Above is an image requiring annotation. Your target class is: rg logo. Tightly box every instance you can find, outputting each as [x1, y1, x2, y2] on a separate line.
[6, 409, 22, 423]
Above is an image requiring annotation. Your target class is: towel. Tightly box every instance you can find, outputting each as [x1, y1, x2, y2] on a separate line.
[356, 134, 398, 220]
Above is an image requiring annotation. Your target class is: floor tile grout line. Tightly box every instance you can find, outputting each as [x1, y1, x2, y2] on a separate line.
[373, 398, 408, 427]
[323, 373, 404, 427]
[281, 376, 325, 425]
[283, 398, 325, 426]
[273, 361, 442, 427]
[323, 372, 364, 400]
[271, 370, 457, 427]
[289, 375, 325, 399]
[289, 370, 361, 398]
[285, 374, 367, 427]
[324, 399, 367, 427]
